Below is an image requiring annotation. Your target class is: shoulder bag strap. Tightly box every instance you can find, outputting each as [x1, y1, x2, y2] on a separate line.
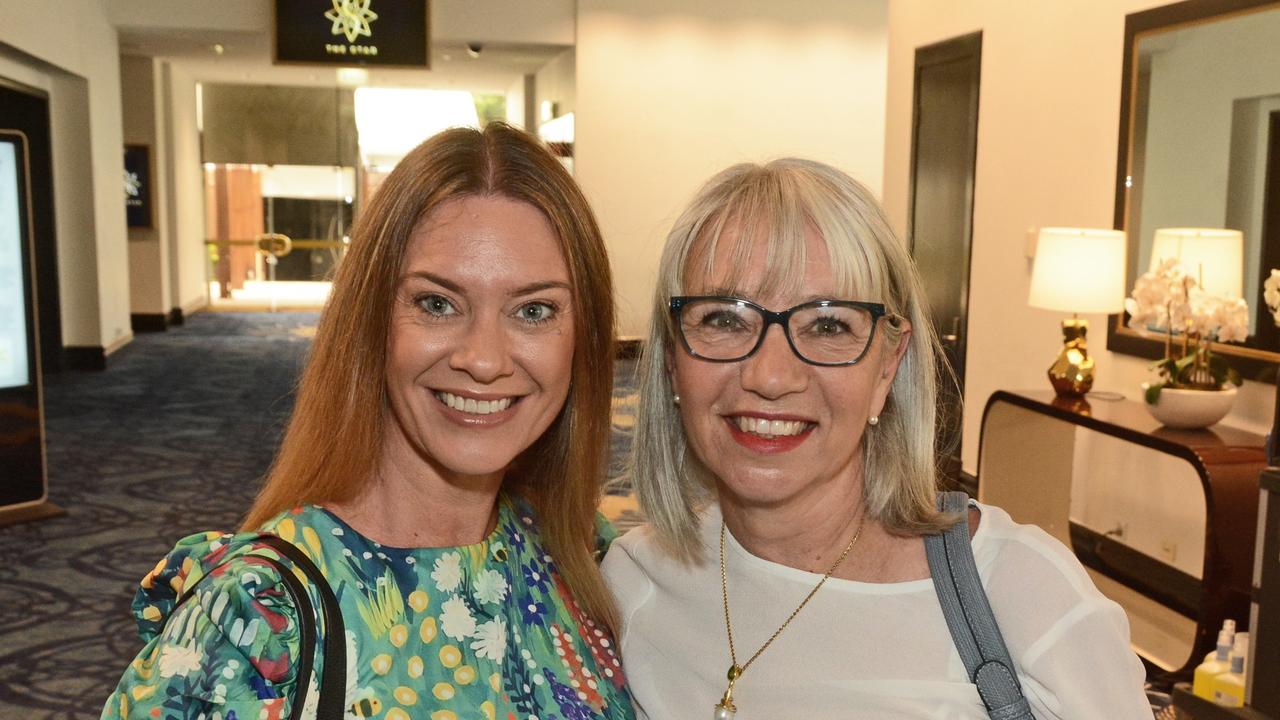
[924, 491, 1034, 720]
[173, 534, 347, 720]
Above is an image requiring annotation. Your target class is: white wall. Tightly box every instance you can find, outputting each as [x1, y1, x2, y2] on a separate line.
[121, 54, 170, 316]
[576, 0, 890, 337]
[883, 0, 1275, 477]
[535, 48, 575, 123]
[505, 74, 529, 128]
[0, 0, 130, 352]
[162, 62, 208, 317]
[434, 0, 575, 45]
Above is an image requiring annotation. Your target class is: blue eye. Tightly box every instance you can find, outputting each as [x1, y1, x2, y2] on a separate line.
[416, 294, 457, 317]
[517, 302, 557, 324]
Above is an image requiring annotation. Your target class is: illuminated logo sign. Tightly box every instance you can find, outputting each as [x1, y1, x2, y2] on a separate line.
[325, 0, 377, 43]
[275, 0, 429, 68]
[123, 145, 152, 228]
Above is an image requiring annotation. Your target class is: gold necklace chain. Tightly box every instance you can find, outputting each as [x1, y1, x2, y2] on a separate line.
[714, 516, 864, 718]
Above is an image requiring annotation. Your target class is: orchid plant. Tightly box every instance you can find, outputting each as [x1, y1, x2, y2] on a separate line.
[1264, 269, 1280, 326]
[1125, 258, 1247, 403]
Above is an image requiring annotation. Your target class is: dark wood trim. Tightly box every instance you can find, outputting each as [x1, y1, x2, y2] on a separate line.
[909, 30, 982, 488]
[63, 346, 106, 371]
[130, 313, 168, 333]
[1172, 684, 1274, 719]
[168, 307, 185, 326]
[1255, 469, 1280, 714]
[979, 391, 1210, 476]
[978, 390, 1240, 677]
[615, 338, 642, 360]
[908, 31, 983, 255]
[1257, 112, 1280, 352]
[1107, 0, 1280, 374]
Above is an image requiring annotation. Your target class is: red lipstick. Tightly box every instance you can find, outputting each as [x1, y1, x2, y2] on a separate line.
[724, 416, 814, 454]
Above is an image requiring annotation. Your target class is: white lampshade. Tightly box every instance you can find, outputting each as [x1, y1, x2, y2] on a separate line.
[1148, 227, 1243, 298]
[1028, 227, 1127, 313]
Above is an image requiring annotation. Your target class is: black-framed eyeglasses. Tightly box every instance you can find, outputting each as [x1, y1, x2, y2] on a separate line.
[669, 296, 889, 366]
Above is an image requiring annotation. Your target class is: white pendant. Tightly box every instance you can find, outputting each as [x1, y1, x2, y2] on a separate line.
[714, 705, 736, 720]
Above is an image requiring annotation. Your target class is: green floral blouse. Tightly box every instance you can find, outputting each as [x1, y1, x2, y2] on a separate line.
[101, 495, 635, 720]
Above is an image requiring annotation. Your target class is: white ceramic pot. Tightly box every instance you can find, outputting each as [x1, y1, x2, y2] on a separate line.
[1141, 384, 1238, 429]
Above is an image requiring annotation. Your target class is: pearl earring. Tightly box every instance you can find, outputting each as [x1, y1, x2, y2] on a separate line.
[673, 394, 682, 406]
[867, 415, 879, 426]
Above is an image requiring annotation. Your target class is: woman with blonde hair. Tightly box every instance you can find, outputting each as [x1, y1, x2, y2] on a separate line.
[103, 123, 634, 719]
[603, 158, 1151, 718]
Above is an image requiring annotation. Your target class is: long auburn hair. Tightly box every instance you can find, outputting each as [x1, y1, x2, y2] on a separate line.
[243, 122, 619, 629]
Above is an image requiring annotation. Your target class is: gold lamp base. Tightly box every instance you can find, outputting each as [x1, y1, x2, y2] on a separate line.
[1047, 316, 1094, 397]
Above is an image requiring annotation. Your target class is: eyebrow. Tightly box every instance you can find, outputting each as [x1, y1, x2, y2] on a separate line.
[402, 271, 572, 297]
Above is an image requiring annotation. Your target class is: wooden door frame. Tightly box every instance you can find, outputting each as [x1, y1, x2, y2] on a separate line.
[906, 31, 982, 489]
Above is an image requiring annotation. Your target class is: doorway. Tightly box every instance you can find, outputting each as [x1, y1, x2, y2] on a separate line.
[907, 32, 982, 489]
[0, 80, 59, 373]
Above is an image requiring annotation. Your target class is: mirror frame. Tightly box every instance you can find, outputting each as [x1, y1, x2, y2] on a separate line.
[1106, 0, 1280, 383]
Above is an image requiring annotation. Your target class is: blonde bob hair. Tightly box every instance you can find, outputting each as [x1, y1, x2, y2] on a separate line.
[630, 158, 957, 558]
[243, 123, 619, 629]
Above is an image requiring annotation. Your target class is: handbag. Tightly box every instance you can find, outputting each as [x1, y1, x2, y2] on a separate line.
[925, 492, 1034, 720]
[172, 534, 347, 720]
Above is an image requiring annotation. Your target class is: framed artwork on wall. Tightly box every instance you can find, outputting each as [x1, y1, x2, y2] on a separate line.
[124, 144, 152, 229]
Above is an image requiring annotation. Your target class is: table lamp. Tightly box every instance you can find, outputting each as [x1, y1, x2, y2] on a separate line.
[1149, 228, 1243, 297]
[1028, 227, 1126, 397]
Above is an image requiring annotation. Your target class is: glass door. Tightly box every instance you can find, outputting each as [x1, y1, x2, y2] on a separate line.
[205, 164, 353, 311]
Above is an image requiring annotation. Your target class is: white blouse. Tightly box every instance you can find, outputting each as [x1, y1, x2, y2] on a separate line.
[602, 501, 1153, 719]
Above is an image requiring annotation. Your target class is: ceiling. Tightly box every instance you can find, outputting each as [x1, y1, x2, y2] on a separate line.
[111, 1, 574, 93]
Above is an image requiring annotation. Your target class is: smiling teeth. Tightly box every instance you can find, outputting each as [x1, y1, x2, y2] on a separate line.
[436, 392, 513, 415]
[735, 416, 808, 437]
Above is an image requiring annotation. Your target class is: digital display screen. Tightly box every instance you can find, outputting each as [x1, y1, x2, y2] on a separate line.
[0, 140, 31, 390]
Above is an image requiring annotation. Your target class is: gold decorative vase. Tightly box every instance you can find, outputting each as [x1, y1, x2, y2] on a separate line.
[1047, 317, 1094, 397]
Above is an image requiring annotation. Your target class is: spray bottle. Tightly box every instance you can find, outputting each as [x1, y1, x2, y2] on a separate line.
[1193, 629, 1234, 700]
[1211, 634, 1249, 707]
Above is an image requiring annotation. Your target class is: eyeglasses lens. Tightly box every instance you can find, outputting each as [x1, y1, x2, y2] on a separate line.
[678, 299, 874, 364]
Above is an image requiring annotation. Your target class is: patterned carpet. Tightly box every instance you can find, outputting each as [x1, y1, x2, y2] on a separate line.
[0, 312, 638, 718]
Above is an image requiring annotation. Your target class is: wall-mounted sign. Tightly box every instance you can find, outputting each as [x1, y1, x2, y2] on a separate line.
[275, 0, 431, 69]
[123, 144, 152, 229]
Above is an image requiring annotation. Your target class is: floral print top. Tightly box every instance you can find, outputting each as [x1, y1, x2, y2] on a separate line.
[101, 495, 635, 720]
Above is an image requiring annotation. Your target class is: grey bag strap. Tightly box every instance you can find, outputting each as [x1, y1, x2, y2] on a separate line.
[925, 491, 1034, 720]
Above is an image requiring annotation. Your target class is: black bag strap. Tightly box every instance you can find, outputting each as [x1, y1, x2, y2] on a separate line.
[174, 533, 346, 720]
[925, 492, 1034, 720]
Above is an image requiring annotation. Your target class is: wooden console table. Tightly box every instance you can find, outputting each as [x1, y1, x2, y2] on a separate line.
[978, 390, 1264, 680]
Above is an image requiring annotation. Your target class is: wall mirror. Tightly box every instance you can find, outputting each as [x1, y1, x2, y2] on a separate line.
[1107, 0, 1280, 381]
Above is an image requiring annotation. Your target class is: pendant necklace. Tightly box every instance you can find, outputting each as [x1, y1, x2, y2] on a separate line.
[714, 515, 864, 719]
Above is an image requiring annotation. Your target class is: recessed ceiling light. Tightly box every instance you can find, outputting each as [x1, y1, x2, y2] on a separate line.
[337, 67, 370, 86]
[213, 43, 225, 55]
